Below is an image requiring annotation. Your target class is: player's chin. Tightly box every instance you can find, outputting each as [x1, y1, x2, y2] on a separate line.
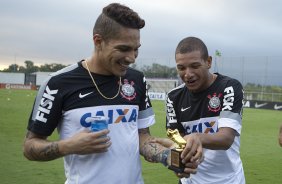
[115, 64, 129, 76]
[113, 69, 127, 77]
[185, 84, 198, 93]
[185, 80, 203, 93]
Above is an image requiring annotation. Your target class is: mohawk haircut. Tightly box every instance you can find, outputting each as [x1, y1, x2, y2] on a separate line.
[93, 3, 145, 41]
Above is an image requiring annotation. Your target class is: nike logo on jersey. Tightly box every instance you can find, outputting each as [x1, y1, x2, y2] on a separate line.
[254, 102, 267, 108]
[274, 104, 282, 110]
[79, 92, 93, 98]
[181, 106, 191, 112]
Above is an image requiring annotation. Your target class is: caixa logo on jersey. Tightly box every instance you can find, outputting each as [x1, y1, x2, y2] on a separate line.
[185, 121, 218, 134]
[80, 108, 138, 127]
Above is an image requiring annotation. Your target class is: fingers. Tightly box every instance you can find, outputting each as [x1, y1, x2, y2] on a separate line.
[91, 141, 112, 153]
[92, 129, 110, 137]
[150, 137, 175, 148]
[94, 135, 111, 145]
[181, 140, 197, 162]
[172, 161, 198, 179]
[168, 134, 203, 179]
[175, 172, 190, 178]
[181, 134, 203, 163]
[183, 161, 198, 174]
[190, 146, 203, 163]
[72, 129, 112, 154]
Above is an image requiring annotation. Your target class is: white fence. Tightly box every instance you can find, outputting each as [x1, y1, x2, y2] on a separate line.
[0, 72, 25, 84]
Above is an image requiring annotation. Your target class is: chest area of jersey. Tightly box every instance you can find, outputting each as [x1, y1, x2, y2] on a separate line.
[63, 78, 143, 111]
[180, 86, 236, 118]
[63, 105, 139, 130]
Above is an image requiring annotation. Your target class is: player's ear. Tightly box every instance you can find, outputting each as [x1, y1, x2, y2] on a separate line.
[207, 56, 212, 69]
[93, 34, 103, 50]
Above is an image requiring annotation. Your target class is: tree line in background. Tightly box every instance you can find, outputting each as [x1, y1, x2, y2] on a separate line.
[0, 60, 67, 73]
[1, 60, 178, 78]
[1, 60, 282, 93]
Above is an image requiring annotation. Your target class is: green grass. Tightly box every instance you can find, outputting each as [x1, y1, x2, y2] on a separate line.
[0, 89, 282, 184]
[239, 109, 282, 183]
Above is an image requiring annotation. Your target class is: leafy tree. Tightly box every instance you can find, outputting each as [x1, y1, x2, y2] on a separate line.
[5, 64, 20, 72]
[141, 63, 177, 78]
[18, 66, 26, 73]
[0, 61, 67, 73]
[24, 60, 39, 73]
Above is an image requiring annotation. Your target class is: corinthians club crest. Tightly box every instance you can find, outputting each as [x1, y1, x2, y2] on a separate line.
[207, 93, 222, 112]
[121, 79, 136, 101]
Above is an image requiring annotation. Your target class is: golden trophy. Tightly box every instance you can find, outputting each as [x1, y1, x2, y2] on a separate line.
[167, 128, 186, 173]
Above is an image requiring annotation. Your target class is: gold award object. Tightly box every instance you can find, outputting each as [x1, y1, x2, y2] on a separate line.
[167, 129, 186, 173]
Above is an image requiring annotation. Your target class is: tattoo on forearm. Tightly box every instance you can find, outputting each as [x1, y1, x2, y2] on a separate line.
[40, 143, 60, 160]
[141, 141, 168, 163]
[28, 142, 60, 161]
[139, 128, 167, 163]
[25, 131, 61, 161]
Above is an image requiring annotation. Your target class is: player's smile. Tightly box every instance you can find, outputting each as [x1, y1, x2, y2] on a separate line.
[185, 78, 199, 91]
[118, 60, 130, 70]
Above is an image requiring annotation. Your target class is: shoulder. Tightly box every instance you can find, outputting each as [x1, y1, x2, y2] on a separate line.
[216, 73, 242, 89]
[125, 67, 145, 82]
[40, 62, 81, 90]
[126, 67, 144, 77]
[50, 63, 80, 79]
[167, 83, 186, 100]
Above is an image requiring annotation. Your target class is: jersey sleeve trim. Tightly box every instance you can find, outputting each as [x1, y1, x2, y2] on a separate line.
[218, 117, 242, 135]
[138, 107, 154, 119]
[137, 115, 155, 129]
[220, 111, 242, 122]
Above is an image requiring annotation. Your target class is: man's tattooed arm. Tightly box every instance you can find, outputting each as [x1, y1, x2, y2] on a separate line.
[23, 131, 63, 161]
[138, 128, 172, 166]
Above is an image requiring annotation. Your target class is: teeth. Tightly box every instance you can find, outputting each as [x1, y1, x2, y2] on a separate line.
[119, 61, 128, 67]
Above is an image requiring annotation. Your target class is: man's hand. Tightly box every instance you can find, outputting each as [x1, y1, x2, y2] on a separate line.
[64, 129, 111, 155]
[23, 129, 111, 161]
[151, 137, 175, 149]
[152, 135, 203, 177]
[182, 133, 203, 163]
[279, 124, 282, 147]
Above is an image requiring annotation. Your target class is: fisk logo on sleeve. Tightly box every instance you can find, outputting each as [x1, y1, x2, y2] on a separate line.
[166, 97, 177, 124]
[222, 86, 234, 111]
[36, 86, 58, 123]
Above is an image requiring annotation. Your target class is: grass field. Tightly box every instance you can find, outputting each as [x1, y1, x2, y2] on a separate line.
[0, 89, 281, 184]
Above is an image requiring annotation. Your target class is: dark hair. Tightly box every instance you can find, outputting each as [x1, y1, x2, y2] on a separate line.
[93, 3, 145, 41]
[175, 37, 209, 60]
